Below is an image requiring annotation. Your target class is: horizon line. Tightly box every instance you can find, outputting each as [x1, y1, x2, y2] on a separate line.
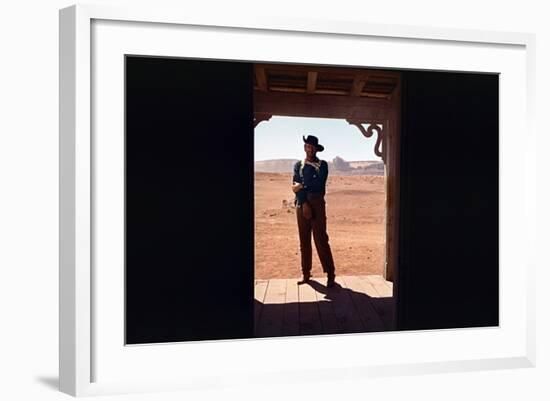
[255, 158, 382, 162]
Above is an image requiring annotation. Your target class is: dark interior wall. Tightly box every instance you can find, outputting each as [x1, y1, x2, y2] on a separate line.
[125, 56, 254, 344]
[397, 70, 499, 330]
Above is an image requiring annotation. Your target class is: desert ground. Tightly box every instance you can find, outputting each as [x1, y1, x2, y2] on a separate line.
[255, 172, 386, 279]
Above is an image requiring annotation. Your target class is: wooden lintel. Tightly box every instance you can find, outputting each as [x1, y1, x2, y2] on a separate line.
[256, 89, 391, 108]
[255, 92, 391, 120]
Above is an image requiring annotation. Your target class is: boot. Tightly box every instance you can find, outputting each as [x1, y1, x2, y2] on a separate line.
[327, 274, 336, 288]
[297, 272, 311, 285]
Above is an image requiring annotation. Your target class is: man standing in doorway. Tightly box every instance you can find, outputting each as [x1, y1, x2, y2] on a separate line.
[292, 135, 337, 288]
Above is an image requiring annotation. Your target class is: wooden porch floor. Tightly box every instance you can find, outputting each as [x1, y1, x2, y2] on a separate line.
[254, 275, 395, 338]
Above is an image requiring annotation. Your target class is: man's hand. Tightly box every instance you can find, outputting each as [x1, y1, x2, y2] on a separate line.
[292, 182, 304, 193]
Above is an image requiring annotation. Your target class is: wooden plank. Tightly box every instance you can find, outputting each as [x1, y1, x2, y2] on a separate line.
[254, 280, 269, 334]
[256, 279, 287, 338]
[360, 276, 395, 330]
[254, 63, 401, 80]
[366, 275, 393, 297]
[388, 79, 400, 100]
[314, 277, 341, 334]
[363, 92, 392, 99]
[340, 276, 385, 332]
[298, 282, 323, 335]
[312, 89, 351, 96]
[282, 278, 300, 336]
[255, 66, 267, 91]
[326, 277, 365, 333]
[307, 71, 318, 94]
[254, 90, 394, 121]
[353, 276, 379, 297]
[351, 76, 367, 96]
[269, 86, 307, 93]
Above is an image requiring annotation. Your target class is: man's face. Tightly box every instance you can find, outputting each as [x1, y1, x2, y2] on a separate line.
[304, 143, 317, 159]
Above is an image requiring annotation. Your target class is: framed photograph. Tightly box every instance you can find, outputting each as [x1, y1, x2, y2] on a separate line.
[59, 4, 536, 397]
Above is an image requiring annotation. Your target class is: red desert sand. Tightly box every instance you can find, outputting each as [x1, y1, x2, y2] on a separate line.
[255, 172, 386, 279]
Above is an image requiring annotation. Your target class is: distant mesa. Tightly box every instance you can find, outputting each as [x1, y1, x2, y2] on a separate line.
[255, 156, 384, 176]
[255, 159, 299, 173]
[332, 156, 352, 171]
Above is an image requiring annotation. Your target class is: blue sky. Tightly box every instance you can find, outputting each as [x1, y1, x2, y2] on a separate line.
[254, 116, 380, 162]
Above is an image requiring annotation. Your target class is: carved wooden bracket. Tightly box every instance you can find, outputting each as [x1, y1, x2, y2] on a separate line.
[346, 119, 386, 164]
[254, 113, 273, 128]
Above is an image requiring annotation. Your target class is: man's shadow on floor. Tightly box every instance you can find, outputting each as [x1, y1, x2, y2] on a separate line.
[254, 277, 395, 337]
[301, 278, 395, 331]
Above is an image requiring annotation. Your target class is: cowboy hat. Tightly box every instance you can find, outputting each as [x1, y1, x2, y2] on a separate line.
[302, 135, 324, 152]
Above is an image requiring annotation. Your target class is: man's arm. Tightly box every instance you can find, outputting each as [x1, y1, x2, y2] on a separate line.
[320, 160, 329, 185]
[292, 162, 306, 204]
[292, 162, 304, 193]
[292, 162, 301, 184]
[318, 161, 329, 196]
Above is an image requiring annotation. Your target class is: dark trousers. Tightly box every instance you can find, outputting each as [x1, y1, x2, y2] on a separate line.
[296, 193, 336, 278]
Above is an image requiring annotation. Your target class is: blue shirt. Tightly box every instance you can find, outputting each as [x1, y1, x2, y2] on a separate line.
[292, 158, 329, 206]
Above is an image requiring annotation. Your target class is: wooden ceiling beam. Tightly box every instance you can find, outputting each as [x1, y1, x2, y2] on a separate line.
[266, 87, 392, 97]
[362, 92, 391, 99]
[269, 86, 307, 93]
[254, 63, 400, 80]
[388, 75, 401, 100]
[351, 76, 367, 96]
[307, 71, 318, 93]
[314, 88, 351, 95]
[255, 66, 268, 91]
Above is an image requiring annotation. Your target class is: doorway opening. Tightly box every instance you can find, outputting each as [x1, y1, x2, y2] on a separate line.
[252, 63, 401, 337]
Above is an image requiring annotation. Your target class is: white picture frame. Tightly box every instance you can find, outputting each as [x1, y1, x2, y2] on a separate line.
[59, 3, 536, 397]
